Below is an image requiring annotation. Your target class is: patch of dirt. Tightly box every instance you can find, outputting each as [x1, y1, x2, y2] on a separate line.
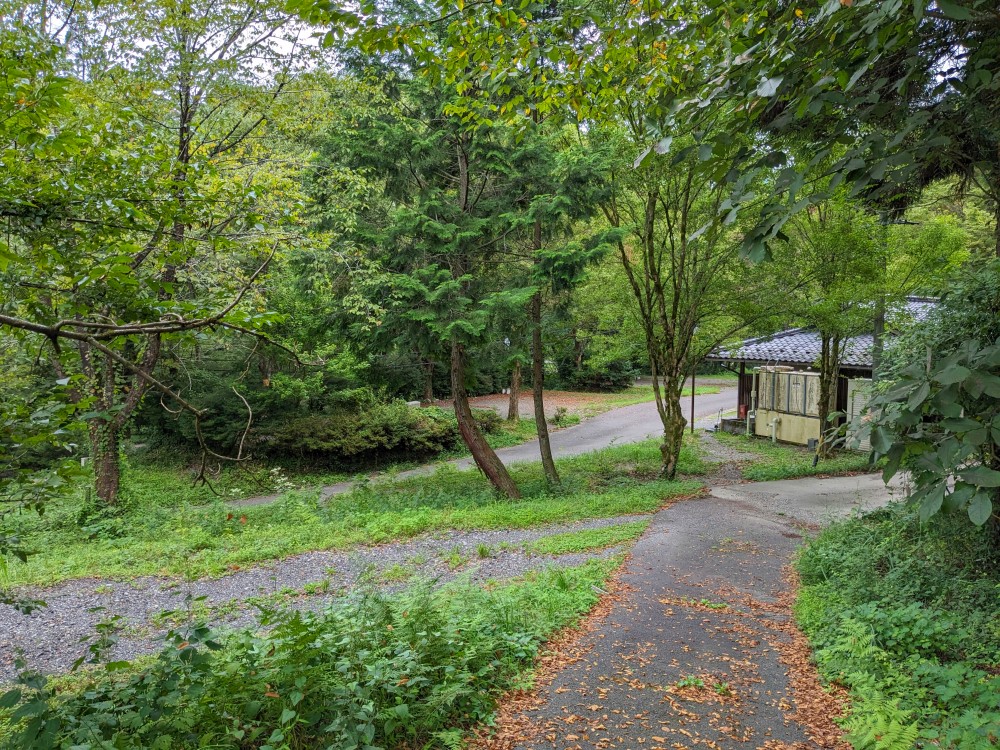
[433, 389, 650, 420]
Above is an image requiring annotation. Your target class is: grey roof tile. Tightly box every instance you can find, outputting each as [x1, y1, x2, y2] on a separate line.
[708, 297, 935, 369]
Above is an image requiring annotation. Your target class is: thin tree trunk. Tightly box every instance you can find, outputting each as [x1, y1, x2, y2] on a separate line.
[507, 360, 521, 422]
[817, 333, 841, 458]
[532, 294, 560, 486]
[423, 361, 435, 403]
[451, 339, 521, 498]
[90, 422, 121, 505]
[659, 388, 687, 480]
[872, 294, 885, 383]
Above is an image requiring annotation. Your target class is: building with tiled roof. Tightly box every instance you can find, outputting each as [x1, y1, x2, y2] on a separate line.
[707, 297, 937, 371]
[706, 297, 936, 446]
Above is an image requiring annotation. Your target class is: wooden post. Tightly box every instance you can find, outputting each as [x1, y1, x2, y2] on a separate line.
[690, 371, 696, 434]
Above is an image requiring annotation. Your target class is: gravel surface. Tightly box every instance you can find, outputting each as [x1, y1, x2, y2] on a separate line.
[697, 431, 758, 484]
[0, 514, 649, 681]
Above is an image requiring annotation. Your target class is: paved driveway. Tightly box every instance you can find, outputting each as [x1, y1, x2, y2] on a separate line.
[493, 472, 897, 750]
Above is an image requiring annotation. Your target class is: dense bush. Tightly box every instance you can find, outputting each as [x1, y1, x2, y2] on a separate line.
[0, 560, 614, 750]
[469, 407, 503, 434]
[260, 403, 459, 463]
[795, 503, 1000, 749]
[555, 355, 639, 392]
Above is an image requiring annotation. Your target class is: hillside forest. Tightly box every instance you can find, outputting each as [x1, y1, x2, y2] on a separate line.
[1, 1, 999, 749]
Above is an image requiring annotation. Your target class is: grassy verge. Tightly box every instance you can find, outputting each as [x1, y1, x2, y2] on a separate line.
[712, 431, 876, 481]
[1, 438, 704, 587]
[524, 520, 650, 555]
[795, 504, 1000, 749]
[0, 557, 621, 749]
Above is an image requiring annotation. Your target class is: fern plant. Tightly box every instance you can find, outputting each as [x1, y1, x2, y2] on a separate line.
[844, 696, 921, 750]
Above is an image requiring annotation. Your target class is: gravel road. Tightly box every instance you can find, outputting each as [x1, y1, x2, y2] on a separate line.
[0, 514, 648, 681]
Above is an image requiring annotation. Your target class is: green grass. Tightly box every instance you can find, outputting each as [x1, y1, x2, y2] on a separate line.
[484, 417, 540, 449]
[0, 557, 622, 749]
[1, 437, 705, 587]
[524, 520, 650, 555]
[378, 563, 415, 583]
[795, 503, 1000, 748]
[712, 431, 876, 481]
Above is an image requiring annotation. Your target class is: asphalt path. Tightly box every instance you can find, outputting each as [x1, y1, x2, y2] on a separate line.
[501, 473, 903, 750]
[449, 388, 737, 470]
[236, 388, 736, 506]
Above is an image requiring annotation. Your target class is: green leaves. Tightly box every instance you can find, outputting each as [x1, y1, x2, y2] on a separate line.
[959, 466, 1000, 488]
[967, 492, 993, 526]
[755, 76, 783, 97]
[934, 365, 970, 385]
[850, 264, 1000, 528]
[935, 0, 973, 21]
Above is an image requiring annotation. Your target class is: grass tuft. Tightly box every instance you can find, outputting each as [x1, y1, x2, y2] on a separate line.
[524, 521, 650, 556]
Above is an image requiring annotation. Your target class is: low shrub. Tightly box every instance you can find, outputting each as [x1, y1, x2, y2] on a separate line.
[556, 356, 639, 392]
[470, 408, 503, 434]
[795, 503, 1000, 749]
[0, 559, 617, 750]
[260, 402, 458, 464]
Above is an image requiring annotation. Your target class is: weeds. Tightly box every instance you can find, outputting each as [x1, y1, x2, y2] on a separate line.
[0, 439, 702, 587]
[0, 558, 620, 749]
[676, 675, 705, 689]
[712, 431, 875, 481]
[379, 563, 414, 583]
[795, 503, 1000, 748]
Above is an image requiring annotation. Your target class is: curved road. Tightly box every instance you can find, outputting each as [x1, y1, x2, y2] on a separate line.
[233, 389, 735, 505]
[453, 387, 736, 469]
[236, 388, 736, 506]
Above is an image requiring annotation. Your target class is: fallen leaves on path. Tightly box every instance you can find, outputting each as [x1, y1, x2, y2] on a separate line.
[467, 560, 633, 750]
[473, 559, 849, 750]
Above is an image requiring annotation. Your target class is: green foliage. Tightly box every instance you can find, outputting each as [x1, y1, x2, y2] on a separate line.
[676, 675, 705, 689]
[712, 432, 873, 482]
[263, 403, 459, 464]
[655, 0, 1000, 260]
[0, 558, 619, 749]
[795, 504, 1000, 748]
[0, 438, 704, 586]
[523, 521, 649, 556]
[854, 260, 1000, 528]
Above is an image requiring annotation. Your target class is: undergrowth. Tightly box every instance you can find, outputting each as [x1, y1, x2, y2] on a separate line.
[0, 558, 619, 749]
[794, 503, 1000, 749]
[1, 439, 704, 586]
[712, 431, 875, 481]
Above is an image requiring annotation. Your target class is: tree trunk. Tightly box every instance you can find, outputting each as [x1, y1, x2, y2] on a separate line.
[817, 333, 841, 458]
[532, 292, 560, 485]
[90, 422, 121, 505]
[507, 360, 521, 422]
[872, 294, 885, 383]
[450, 339, 521, 498]
[659, 389, 687, 480]
[423, 361, 435, 403]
